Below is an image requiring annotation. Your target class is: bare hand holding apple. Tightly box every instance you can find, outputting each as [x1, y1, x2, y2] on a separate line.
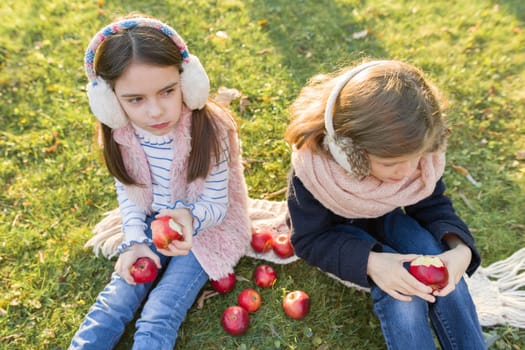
[155, 208, 194, 256]
[130, 257, 158, 284]
[367, 252, 435, 303]
[409, 256, 449, 291]
[115, 243, 161, 285]
[151, 216, 183, 249]
[431, 244, 472, 297]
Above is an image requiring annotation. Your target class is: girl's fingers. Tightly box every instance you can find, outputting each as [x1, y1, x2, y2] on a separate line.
[433, 280, 455, 297]
[385, 289, 412, 302]
[400, 254, 421, 263]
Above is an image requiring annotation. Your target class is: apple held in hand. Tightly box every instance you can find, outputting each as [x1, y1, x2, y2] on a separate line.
[282, 290, 310, 320]
[271, 233, 295, 258]
[253, 264, 277, 288]
[409, 256, 449, 291]
[237, 288, 262, 313]
[251, 228, 273, 253]
[151, 216, 184, 249]
[210, 273, 237, 294]
[221, 305, 250, 336]
[130, 257, 158, 284]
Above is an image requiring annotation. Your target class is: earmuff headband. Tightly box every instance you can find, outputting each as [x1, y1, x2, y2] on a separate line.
[324, 60, 390, 173]
[84, 17, 210, 129]
[84, 18, 191, 84]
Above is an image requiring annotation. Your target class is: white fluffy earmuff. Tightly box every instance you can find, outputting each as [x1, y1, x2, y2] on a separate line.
[323, 60, 389, 174]
[84, 18, 210, 129]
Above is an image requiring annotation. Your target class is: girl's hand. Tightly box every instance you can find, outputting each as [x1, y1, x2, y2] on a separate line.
[115, 243, 161, 285]
[433, 242, 471, 297]
[367, 252, 435, 303]
[155, 208, 194, 256]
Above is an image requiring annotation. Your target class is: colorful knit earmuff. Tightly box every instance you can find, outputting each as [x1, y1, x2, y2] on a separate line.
[323, 60, 390, 176]
[84, 17, 210, 129]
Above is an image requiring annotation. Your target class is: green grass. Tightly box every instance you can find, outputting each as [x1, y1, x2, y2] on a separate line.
[1, 0, 524, 349]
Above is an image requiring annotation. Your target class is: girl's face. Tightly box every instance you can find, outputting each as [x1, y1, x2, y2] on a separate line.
[114, 62, 183, 135]
[368, 153, 422, 183]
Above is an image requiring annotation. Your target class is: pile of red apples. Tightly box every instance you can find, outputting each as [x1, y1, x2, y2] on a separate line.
[213, 263, 310, 336]
[214, 229, 310, 336]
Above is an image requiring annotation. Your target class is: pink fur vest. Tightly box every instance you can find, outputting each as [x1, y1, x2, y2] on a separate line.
[112, 106, 251, 280]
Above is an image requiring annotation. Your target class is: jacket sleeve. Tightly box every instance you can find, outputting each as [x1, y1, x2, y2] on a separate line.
[287, 171, 381, 288]
[404, 177, 481, 275]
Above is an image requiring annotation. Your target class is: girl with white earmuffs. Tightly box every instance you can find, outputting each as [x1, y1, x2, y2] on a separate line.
[70, 14, 250, 349]
[285, 60, 486, 349]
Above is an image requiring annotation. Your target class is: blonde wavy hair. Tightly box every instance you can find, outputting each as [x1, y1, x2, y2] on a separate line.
[285, 59, 449, 177]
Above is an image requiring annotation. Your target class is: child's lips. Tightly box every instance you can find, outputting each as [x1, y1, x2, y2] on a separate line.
[151, 122, 170, 129]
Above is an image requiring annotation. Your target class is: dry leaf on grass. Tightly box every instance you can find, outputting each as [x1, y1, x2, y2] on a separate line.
[451, 163, 482, 188]
[214, 86, 242, 106]
[515, 150, 525, 160]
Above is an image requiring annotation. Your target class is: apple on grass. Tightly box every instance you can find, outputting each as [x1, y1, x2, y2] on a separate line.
[151, 216, 184, 249]
[130, 257, 158, 284]
[253, 264, 277, 288]
[271, 233, 295, 258]
[282, 290, 310, 320]
[210, 273, 237, 294]
[250, 228, 273, 253]
[237, 288, 262, 313]
[409, 255, 449, 291]
[221, 305, 250, 336]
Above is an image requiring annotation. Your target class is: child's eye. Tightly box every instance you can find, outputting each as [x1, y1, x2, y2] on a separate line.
[127, 97, 143, 104]
[162, 88, 175, 96]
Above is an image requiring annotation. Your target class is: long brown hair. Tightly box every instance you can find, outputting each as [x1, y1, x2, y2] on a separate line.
[94, 23, 220, 185]
[285, 60, 448, 173]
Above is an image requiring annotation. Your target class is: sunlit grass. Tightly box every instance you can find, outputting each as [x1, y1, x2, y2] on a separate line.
[1, 0, 524, 349]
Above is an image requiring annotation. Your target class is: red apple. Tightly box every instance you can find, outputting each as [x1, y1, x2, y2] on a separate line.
[271, 233, 295, 258]
[210, 273, 237, 294]
[221, 305, 250, 336]
[151, 216, 184, 249]
[237, 288, 262, 313]
[250, 228, 273, 253]
[409, 255, 449, 291]
[282, 290, 310, 320]
[253, 264, 277, 288]
[130, 257, 158, 284]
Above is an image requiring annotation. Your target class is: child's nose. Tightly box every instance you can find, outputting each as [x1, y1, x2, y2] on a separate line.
[397, 160, 418, 177]
[147, 99, 163, 118]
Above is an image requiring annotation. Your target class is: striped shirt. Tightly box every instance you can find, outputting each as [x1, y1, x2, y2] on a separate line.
[116, 125, 229, 245]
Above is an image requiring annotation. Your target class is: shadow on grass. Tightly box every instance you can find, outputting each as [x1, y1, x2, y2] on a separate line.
[243, 0, 387, 85]
[497, 0, 525, 21]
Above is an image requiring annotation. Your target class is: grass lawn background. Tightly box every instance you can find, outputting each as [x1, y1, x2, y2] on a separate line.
[1, 0, 524, 349]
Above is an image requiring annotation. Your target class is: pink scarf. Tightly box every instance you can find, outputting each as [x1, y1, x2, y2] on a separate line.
[292, 148, 446, 218]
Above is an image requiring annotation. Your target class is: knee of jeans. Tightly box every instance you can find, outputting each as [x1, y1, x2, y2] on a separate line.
[373, 288, 429, 326]
[133, 330, 175, 350]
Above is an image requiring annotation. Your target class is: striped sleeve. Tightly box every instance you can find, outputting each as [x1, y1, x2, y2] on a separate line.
[115, 179, 150, 252]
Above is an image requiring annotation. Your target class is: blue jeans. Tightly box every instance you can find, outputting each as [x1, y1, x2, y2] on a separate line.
[343, 210, 486, 350]
[69, 216, 209, 350]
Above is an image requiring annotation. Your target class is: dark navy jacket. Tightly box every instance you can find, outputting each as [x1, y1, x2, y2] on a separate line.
[287, 171, 481, 288]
